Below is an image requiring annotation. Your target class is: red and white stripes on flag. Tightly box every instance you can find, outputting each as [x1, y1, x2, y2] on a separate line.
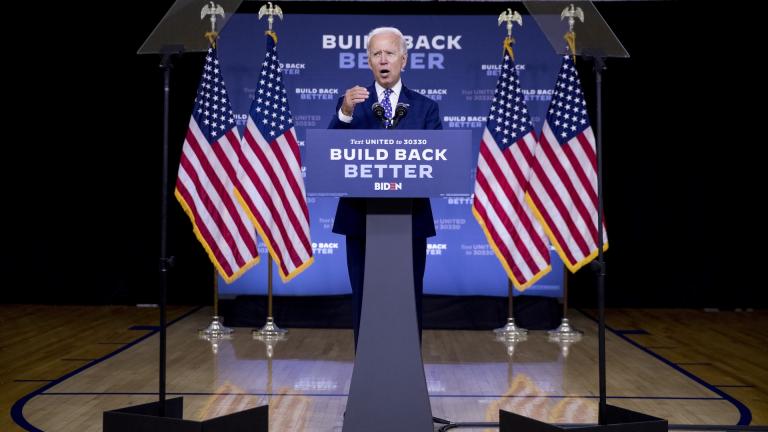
[175, 47, 259, 282]
[472, 41, 551, 289]
[526, 55, 607, 272]
[235, 33, 313, 282]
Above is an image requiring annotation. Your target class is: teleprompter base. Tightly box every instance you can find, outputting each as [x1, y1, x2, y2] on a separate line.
[103, 397, 268, 432]
[501, 404, 666, 432]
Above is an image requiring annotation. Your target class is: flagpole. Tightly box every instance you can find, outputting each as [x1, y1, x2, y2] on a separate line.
[214, 270, 218, 315]
[548, 263, 583, 342]
[494, 278, 527, 340]
[268, 256, 273, 318]
[509, 278, 513, 317]
[199, 269, 234, 337]
[563, 265, 568, 314]
[253, 255, 287, 338]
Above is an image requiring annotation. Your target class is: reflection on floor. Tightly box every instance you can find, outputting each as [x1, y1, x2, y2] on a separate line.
[17, 308, 750, 431]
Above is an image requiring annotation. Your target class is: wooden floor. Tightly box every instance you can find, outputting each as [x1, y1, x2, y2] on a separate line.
[1, 305, 766, 431]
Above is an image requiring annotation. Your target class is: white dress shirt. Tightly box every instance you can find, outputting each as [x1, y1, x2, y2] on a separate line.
[337, 80, 402, 123]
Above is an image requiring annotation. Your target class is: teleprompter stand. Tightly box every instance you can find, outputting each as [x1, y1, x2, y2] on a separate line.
[497, 2, 666, 431]
[105, 1, 268, 430]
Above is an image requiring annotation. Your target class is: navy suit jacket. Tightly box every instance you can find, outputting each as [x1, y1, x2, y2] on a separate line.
[329, 83, 441, 238]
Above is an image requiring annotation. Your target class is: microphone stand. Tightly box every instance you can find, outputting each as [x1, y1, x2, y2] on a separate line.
[371, 102, 408, 129]
[391, 103, 408, 129]
[372, 102, 388, 129]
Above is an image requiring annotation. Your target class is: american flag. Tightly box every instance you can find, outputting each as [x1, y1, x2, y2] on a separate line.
[235, 34, 313, 282]
[526, 54, 607, 272]
[472, 41, 551, 289]
[175, 46, 260, 282]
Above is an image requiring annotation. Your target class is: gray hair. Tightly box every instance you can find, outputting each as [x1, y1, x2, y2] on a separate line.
[366, 27, 408, 56]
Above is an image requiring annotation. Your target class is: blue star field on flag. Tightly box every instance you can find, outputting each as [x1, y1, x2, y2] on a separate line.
[194, 47, 237, 143]
[486, 53, 534, 151]
[249, 36, 294, 141]
[546, 55, 590, 143]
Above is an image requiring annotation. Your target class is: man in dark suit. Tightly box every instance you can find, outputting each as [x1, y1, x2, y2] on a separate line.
[328, 27, 442, 348]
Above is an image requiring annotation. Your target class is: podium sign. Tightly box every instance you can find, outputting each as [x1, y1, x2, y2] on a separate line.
[305, 129, 473, 197]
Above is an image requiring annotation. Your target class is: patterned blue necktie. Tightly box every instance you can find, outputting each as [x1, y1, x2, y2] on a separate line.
[381, 87, 393, 127]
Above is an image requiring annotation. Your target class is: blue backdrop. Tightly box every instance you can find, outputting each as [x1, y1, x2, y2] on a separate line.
[215, 14, 565, 297]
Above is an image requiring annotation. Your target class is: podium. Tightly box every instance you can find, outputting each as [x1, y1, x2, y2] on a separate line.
[344, 198, 432, 431]
[306, 129, 472, 431]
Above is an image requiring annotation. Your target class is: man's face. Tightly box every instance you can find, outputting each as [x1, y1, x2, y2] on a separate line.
[368, 32, 407, 88]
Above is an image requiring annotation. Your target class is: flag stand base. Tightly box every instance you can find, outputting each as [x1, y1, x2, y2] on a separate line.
[547, 318, 582, 342]
[198, 315, 234, 337]
[253, 316, 288, 338]
[494, 318, 528, 341]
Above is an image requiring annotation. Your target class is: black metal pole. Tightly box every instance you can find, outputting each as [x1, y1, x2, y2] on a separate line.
[593, 55, 608, 425]
[158, 51, 174, 417]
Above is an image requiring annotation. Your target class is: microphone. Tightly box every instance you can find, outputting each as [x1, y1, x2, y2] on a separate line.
[391, 103, 409, 128]
[371, 102, 387, 128]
